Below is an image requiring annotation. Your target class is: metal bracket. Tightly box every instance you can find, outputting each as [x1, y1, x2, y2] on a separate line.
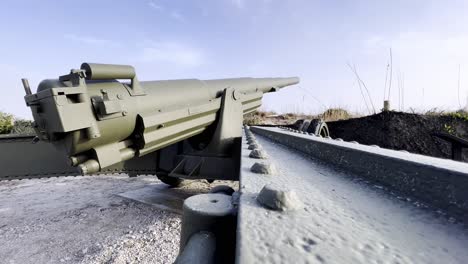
[201, 87, 243, 154]
[156, 88, 243, 181]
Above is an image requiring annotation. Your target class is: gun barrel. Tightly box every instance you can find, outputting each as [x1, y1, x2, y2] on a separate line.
[24, 63, 299, 174]
[202, 77, 299, 94]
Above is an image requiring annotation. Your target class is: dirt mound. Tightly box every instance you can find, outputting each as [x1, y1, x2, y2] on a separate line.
[327, 111, 468, 161]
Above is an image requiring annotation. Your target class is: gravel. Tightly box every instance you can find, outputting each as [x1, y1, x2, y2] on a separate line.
[0, 175, 237, 264]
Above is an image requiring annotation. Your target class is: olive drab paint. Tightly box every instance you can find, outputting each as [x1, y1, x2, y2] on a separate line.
[10, 63, 299, 182]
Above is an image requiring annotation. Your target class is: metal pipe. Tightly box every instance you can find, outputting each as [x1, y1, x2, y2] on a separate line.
[81, 63, 136, 80]
[21, 78, 32, 95]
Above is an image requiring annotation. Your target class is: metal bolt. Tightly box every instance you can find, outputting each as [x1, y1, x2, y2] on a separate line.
[122, 110, 128, 116]
[257, 184, 303, 211]
[247, 139, 257, 145]
[117, 94, 123, 99]
[248, 144, 260, 150]
[250, 162, 276, 174]
[249, 149, 268, 159]
[233, 90, 242, 100]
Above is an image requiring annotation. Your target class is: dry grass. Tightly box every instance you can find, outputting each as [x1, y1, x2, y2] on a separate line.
[407, 107, 468, 121]
[319, 108, 355, 122]
[244, 108, 356, 126]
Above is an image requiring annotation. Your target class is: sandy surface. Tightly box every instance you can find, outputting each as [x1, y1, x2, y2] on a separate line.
[0, 175, 235, 264]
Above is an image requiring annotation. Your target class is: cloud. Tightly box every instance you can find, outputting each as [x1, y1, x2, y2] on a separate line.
[229, 0, 272, 9]
[140, 42, 205, 67]
[64, 34, 114, 46]
[148, 0, 162, 10]
[231, 0, 244, 9]
[147, 1, 184, 22]
[170, 11, 184, 22]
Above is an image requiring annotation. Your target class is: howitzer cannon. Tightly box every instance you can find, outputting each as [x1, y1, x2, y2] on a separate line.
[14, 62, 298, 185]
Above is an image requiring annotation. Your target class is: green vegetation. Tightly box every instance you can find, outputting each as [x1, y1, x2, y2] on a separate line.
[447, 110, 468, 122]
[443, 124, 456, 135]
[0, 111, 35, 135]
[407, 108, 468, 122]
[0, 111, 14, 134]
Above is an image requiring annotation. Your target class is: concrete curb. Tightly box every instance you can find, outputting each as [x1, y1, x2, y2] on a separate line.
[251, 126, 468, 220]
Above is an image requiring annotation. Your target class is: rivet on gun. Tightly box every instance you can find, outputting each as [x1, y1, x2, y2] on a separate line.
[122, 111, 128, 116]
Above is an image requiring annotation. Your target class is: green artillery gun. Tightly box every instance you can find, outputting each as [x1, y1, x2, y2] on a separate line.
[5, 63, 298, 186]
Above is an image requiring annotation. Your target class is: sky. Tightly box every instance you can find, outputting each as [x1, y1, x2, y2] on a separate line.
[1, 0, 468, 119]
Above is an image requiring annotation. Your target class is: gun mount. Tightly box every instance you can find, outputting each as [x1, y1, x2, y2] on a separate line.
[21, 62, 299, 185]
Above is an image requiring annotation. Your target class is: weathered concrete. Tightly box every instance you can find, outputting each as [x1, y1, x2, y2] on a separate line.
[180, 193, 237, 263]
[237, 130, 468, 263]
[251, 126, 468, 221]
[0, 135, 159, 180]
[175, 232, 216, 264]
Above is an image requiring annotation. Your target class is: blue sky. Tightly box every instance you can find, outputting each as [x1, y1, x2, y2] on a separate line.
[1, 0, 468, 118]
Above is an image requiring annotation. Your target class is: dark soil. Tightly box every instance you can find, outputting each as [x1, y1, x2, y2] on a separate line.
[326, 111, 468, 162]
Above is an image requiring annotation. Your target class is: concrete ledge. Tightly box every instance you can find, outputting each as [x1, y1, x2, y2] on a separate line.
[0, 137, 159, 180]
[251, 126, 468, 220]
